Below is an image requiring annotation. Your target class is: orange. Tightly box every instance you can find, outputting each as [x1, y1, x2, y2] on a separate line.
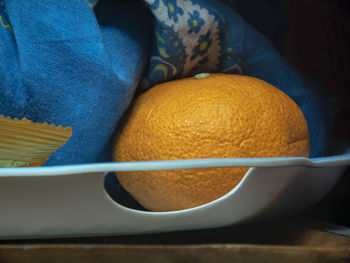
[112, 73, 310, 212]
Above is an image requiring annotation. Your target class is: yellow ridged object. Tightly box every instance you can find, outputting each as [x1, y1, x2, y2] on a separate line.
[0, 116, 72, 167]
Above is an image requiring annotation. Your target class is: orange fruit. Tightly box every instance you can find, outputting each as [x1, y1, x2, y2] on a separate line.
[112, 73, 310, 212]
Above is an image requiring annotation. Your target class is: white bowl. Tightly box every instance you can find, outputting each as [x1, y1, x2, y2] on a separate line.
[0, 140, 349, 239]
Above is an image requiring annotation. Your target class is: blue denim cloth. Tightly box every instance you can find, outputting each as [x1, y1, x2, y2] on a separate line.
[0, 0, 153, 164]
[0, 0, 328, 167]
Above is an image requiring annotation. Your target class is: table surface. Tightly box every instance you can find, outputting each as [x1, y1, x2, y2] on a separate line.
[0, 216, 350, 263]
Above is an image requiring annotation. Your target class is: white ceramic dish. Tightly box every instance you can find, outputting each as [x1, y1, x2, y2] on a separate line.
[0, 140, 349, 239]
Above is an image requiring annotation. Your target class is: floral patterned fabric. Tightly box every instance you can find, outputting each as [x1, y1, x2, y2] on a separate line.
[140, 0, 245, 90]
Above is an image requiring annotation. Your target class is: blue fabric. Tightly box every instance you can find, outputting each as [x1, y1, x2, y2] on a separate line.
[0, 0, 153, 164]
[0, 0, 328, 166]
